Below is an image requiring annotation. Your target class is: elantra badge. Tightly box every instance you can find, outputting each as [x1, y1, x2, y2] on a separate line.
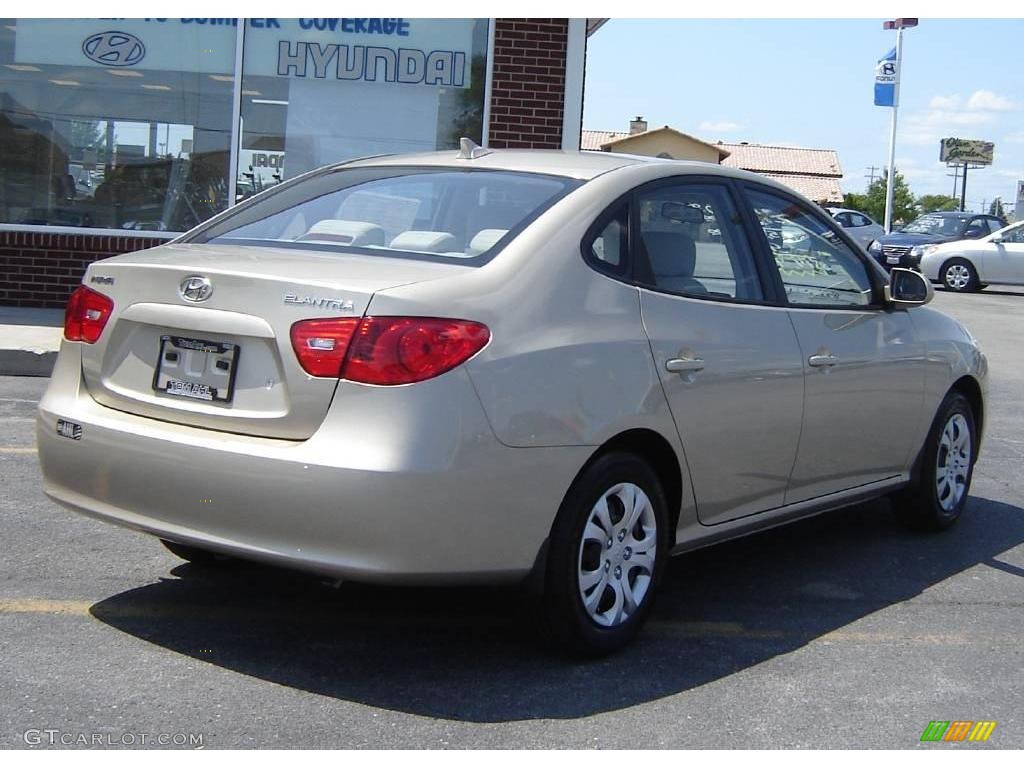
[283, 294, 354, 312]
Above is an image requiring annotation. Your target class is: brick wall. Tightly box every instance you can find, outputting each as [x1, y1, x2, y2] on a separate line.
[0, 231, 168, 308]
[488, 18, 568, 149]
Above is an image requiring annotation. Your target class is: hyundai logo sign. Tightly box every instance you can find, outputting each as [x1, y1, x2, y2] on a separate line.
[82, 31, 146, 67]
[179, 276, 213, 303]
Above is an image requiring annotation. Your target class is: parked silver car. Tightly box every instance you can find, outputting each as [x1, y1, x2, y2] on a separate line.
[920, 218, 1024, 291]
[826, 207, 885, 249]
[38, 147, 987, 655]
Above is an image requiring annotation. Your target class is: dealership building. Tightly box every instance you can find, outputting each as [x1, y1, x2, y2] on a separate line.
[0, 18, 594, 306]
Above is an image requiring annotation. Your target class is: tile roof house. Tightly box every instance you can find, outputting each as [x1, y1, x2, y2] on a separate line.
[717, 142, 844, 204]
[582, 119, 844, 204]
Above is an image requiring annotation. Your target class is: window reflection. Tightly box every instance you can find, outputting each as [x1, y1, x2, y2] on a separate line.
[0, 18, 234, 231]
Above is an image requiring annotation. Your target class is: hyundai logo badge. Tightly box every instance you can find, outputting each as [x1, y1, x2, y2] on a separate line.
[179, 276, 213, 303]
[82, 31, 146, 68]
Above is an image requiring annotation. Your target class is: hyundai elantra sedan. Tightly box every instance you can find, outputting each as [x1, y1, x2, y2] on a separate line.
[919, 218, 1024, 292]
[38, 146, 987, 655]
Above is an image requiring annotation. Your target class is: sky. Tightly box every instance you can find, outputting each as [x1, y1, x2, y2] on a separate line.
[583, 18, 1024, 214]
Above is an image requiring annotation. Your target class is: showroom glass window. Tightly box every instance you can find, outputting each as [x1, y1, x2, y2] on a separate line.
[236, 19, 489, 200]
[0, 19, 235, 231]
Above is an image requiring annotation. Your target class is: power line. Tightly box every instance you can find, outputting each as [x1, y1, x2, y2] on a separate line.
[865, 166, 881, 188]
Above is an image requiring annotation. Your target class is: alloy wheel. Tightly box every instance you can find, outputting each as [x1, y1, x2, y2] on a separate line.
[577, 482, 658, 627]
[935, 413, 972, 513]
[945, 264, 972, 290]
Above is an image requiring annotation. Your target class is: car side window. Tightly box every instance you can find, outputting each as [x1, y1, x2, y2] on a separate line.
[583, 203, 629, 276]
[834, 212, 852, 227]
[851, 213, 872, 227]
[634, 182, 764, 301]
[1000, 225, 1024, 244]
[964, 218, 990, 237]
[746, 188, 876, 308]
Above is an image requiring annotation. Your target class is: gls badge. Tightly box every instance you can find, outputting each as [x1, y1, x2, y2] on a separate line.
[82, 31, 146, 67]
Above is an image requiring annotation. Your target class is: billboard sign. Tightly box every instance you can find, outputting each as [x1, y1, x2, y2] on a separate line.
[940, 138, 995, 166]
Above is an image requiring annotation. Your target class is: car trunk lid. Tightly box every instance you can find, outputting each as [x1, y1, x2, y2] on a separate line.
[79, 243, 467, 439]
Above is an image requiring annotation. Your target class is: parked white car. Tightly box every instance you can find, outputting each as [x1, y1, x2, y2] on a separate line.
[920, 219, 1024, 292]
[827, 207, 885, 249]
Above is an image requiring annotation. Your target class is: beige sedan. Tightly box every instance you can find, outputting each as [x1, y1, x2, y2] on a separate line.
[38, 146, 987, 655]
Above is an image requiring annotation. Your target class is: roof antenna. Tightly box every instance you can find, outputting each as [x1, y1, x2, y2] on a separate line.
[457, 137, 492, 160]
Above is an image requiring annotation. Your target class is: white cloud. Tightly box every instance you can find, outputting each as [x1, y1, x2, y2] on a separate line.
[698, 120, 741, 133]
[966, 90, 1016, 112]
[929, 94, 960, 110]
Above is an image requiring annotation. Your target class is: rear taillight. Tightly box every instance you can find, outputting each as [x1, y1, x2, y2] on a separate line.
[290, 316, 490, 384]
[290, 318, 360, 377]
[64, 285, 114, 343]
[343, 317, 490, 385]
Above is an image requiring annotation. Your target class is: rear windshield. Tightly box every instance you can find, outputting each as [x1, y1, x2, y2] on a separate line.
[185, 167, 580, 263]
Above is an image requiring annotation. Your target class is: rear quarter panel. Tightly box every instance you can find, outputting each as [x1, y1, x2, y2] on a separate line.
[366, 164, 699, 516]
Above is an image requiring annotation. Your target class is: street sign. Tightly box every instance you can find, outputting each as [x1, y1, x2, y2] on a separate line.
[940, 138, 995, 166]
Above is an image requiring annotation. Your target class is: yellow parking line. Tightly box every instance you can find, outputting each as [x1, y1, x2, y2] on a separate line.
[0, 446, 37, 454]
[0, 598, 91, 615]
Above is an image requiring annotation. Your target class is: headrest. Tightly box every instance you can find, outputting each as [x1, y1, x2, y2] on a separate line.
[389, 231, 457, 253]
[297, 220, 385, 246]
[466, 229, 509, 256]
[642, 231, 697, 277]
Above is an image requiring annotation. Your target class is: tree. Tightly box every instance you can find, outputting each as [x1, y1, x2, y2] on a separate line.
[842, 192, 869, 213]
[916, 194, 960, 215]
[856, 170, 915, 225]
[989, 197, 1005, 219]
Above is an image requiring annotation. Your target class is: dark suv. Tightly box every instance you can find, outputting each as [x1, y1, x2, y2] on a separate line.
[867, 211, 1006, 271]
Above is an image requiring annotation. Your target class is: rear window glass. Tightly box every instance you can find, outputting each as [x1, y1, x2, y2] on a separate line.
[186, 167, 579, 263]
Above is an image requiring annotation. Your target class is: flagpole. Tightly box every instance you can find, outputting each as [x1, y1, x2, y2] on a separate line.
[883, 26, 903, 234]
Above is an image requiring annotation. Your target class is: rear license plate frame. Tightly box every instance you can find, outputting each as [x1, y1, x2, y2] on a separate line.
[152, 335, 240, 404]
[886, 255, 901, 265]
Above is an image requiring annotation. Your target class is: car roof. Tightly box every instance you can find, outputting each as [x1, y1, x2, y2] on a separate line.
[338, 147, 782, 185]
[339, 148, 651, 180]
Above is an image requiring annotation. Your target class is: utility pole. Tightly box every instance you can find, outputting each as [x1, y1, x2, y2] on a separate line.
[960, 163, 968, 212]
[865, 166, 881, 187]
[880, 18, 918, 233]
[947, 165, 961, 198]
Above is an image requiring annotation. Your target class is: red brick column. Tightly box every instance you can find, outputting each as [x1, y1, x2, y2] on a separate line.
[0, 231, 168, 308]
[488, 19, 569, 149]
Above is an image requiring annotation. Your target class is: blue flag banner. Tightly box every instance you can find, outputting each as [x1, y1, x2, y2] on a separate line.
[875, 47, 898, 107]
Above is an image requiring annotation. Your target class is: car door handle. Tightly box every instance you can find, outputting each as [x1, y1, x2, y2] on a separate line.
[666, 357, 705, 373]
[808, 353, 838, 368]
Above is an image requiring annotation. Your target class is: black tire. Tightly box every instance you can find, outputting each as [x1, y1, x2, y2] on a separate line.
[892, 392, 976, 531]
[541, 452, 670, 656]
[940, 258, 979, 292]
[160, 538, 234, 566]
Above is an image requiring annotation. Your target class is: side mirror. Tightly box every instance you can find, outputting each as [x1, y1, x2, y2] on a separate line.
[991, 235, 1003, 244]
[885, 267, 934, 307]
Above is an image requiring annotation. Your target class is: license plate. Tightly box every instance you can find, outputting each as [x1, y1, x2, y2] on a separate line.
[886, 255, 901, 264]
[152, 335, 240, 403]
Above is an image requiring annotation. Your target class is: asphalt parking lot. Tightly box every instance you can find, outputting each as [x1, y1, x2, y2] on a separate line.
[1, 287, 1022, 749]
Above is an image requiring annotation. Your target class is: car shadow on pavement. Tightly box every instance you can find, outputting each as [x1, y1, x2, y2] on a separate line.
[89, 495, 1024, 723]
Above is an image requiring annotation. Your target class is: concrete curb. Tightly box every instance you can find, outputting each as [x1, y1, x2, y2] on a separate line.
[0, 349, 57, 377]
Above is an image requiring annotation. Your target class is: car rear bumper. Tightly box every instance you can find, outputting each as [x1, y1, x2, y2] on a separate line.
[37, 341, 589, 585]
